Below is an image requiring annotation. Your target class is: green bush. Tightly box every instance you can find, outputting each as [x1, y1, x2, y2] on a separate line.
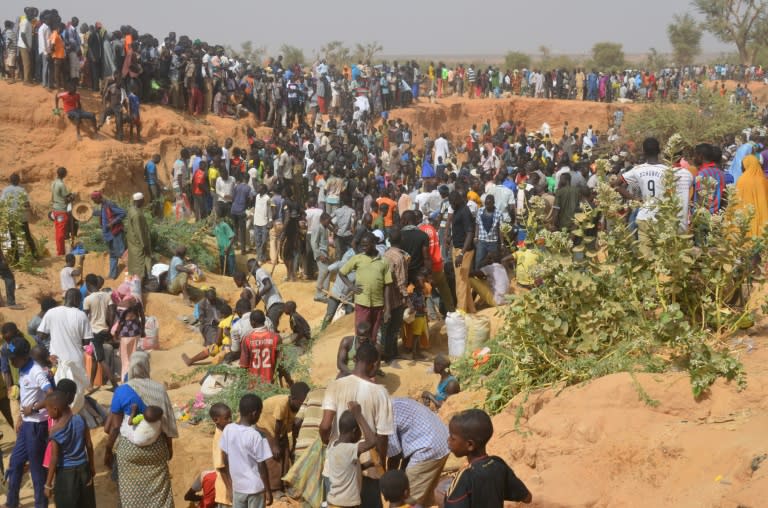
[459, 156, 761, 414]
[80, 203, 218, 271]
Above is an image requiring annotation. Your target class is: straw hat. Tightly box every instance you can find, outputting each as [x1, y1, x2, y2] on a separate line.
[71, 201, 93, 222]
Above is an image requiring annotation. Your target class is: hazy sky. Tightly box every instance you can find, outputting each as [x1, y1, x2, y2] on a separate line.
[4, 0, 733, 57]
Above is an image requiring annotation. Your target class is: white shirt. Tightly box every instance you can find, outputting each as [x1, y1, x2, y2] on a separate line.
[433, 137, 449, 163]
[414, 192, 432, 216]
[19, 361, 52, 423]
[326, 442, 362, 506]
[229, 313, 253, 353]
[38, 306, 93, 369]
[215, 176, 235, 203]
[60, 267, 77, 293]
[621, 163, 668, 221]
[220, 423, 273, 495]
[83, 291, 111, 333]
[480, 263, 510, 305]
[253, 194, 271, 227]
[674, 168, 694, 229]
[305, 207, 323, 233]
[38, 23, 51, 55]
[253, 267, 282, 310]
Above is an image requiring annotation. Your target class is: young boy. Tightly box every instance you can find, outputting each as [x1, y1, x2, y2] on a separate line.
[5, 337, 54, 508]
[220, 394, 273, 507]
[380, 469, 421, 508]
[422, 354, 460, 410]
[325, 401, 377, 508]
[405, 271, 429, 360]
[59, 253, 82, 295]
[127, 84, 142, 143]
[44, 390, 97, 508]
[445, 409, 532, 506]
[210, 402, 233, 508]
[283, 300, 311, 347]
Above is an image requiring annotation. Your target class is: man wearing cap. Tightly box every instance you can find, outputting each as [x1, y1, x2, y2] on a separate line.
[125, 192, 151, 280]
[91, 191, 126, 279]
[4, 336, 53, 508]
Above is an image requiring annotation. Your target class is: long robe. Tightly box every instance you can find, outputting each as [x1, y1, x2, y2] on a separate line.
[736, 155, 768, 237]
[125, 205, 151, 278]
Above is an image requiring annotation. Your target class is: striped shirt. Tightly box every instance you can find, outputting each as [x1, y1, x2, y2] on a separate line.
[467, 68, 476, 83]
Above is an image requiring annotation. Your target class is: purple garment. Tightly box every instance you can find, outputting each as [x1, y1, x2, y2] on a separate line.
[761, 149, 768, 177]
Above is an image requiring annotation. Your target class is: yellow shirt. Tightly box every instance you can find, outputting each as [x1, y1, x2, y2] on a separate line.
[217, 315, 234, 346]
[467, 190, 482, 206]
[514, 249, 539, 287]
[208, 167, 219, 191]
[256, 394, 295, 441]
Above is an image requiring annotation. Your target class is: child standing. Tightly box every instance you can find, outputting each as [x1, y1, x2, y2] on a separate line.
[210, 402, 233, 508]
[445, 409, 532, 506]
[44, 390, 97, 508]
[220, 394, 273, 507]
[405, 271, 429, 360]
[59, 253, 82, 296]
[324, 401, 377, 508]
[5, 337, 54, 508]
[114, 299, 144, 382]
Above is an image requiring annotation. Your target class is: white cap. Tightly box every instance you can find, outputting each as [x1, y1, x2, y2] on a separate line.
[132, 192, 144, 201]
[372, 230, 385, 243]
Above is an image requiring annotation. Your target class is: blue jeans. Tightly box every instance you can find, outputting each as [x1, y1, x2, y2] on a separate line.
[107, 232, 126, 280]
[474, 240, 499, 269]
[6, 420, 48, 508]
[254, 225, 268, 262]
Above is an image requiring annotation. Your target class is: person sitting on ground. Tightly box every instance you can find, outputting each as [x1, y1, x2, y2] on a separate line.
[121, 403, 164, 447]
[325, 401, 378, 508]
[59, 253, 82, 296]
[469, 251, 513, 307]
[182, 303, 233, 367]
[167, 246, 195, 304]
[422, 354, 460, 409]
[445, 409, 532, 506]
[283, 301, 311, 348]
[55, 80, 99, 140]
[336, 322, 372, 378]
[380, 469, 420, 508]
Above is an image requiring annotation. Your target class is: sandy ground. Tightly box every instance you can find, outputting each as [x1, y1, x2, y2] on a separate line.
[2, 79, 768, 506]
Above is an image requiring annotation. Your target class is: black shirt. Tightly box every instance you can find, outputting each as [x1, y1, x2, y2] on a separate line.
[451, 204, 475, 250]
[399, 226, 430, 281]
[446, 455, 530, 508]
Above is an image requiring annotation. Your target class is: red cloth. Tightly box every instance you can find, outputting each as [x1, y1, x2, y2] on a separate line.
[200, 471, 217, 508]
[57, 92, 79, 113]
[419, 223, 443, 272]
[239, 329, 279, 383]
[53, 210, 69, 255]
[354, 304, 384, 344]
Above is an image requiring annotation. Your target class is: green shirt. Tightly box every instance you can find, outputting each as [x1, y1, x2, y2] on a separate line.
[214, 221, 235, 255]
[340, 253, 393, 308]
[51, 178, 69, 211]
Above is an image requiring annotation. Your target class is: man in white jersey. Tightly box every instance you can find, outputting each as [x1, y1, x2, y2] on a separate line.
[619, 138, 667, 256]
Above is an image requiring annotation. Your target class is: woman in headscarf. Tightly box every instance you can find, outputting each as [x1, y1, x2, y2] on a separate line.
[104, 351, 178, 508]
[736, 154, 768, 238]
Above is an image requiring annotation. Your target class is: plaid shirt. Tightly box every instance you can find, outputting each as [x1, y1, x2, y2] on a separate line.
[388, 398, 450, 464]
[476, 207, 502, 243]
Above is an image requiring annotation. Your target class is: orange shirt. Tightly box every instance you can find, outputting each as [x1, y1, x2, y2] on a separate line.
[376, 197, 397, 227]
[50, 31, 65, 59]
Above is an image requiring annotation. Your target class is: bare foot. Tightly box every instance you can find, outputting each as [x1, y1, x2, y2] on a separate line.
[181, 353, 192, 366]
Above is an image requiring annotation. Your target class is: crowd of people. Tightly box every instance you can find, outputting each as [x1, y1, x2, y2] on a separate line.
[4, 5, 768, 508]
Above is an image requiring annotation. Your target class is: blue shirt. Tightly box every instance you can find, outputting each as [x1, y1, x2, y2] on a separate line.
[168, 256, 183, 283]
[110, 383, 146, 415]
[51, 414, 89, 467]
[145, 161, 158, 185]
[99, 200, 126, 242]
[230, 183, 253, 216]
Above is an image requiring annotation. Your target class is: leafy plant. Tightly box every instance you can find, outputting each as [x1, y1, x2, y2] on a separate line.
[0, 198, 39, 274]
[79, 202, 218, 271]
[459, 157, 760, 414]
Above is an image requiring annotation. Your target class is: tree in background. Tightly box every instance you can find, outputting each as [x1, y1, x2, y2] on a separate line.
[280, 44, 305, 67]
[319, 40, 351, 67]
[668, 13, 703, 66]
[646, 47, 670, 70]
[236, 41, 267, 68]
[353, 41, 383, 63]
[505, 51, 532, 70]
[693, 0, 768, 65]
[591, 42, 625, 69]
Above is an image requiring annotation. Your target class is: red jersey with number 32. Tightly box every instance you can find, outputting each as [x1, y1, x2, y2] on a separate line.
[240, 328, 279, 383]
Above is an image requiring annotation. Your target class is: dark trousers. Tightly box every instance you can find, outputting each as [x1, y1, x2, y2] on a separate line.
[6, 420, 48, 508]
[381, 305, 405, 360]
[335, 235, 352, 258]
[54, 463, 96, 508]
[89, 59, 101, 91]
[232, 213, 247, 253]
[107, 232, 126, 280]
[361, 477, 383, 508]
[1, 272, 16, 306]
[100, 106, 123, 139]
[267, 302, 285, 331]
